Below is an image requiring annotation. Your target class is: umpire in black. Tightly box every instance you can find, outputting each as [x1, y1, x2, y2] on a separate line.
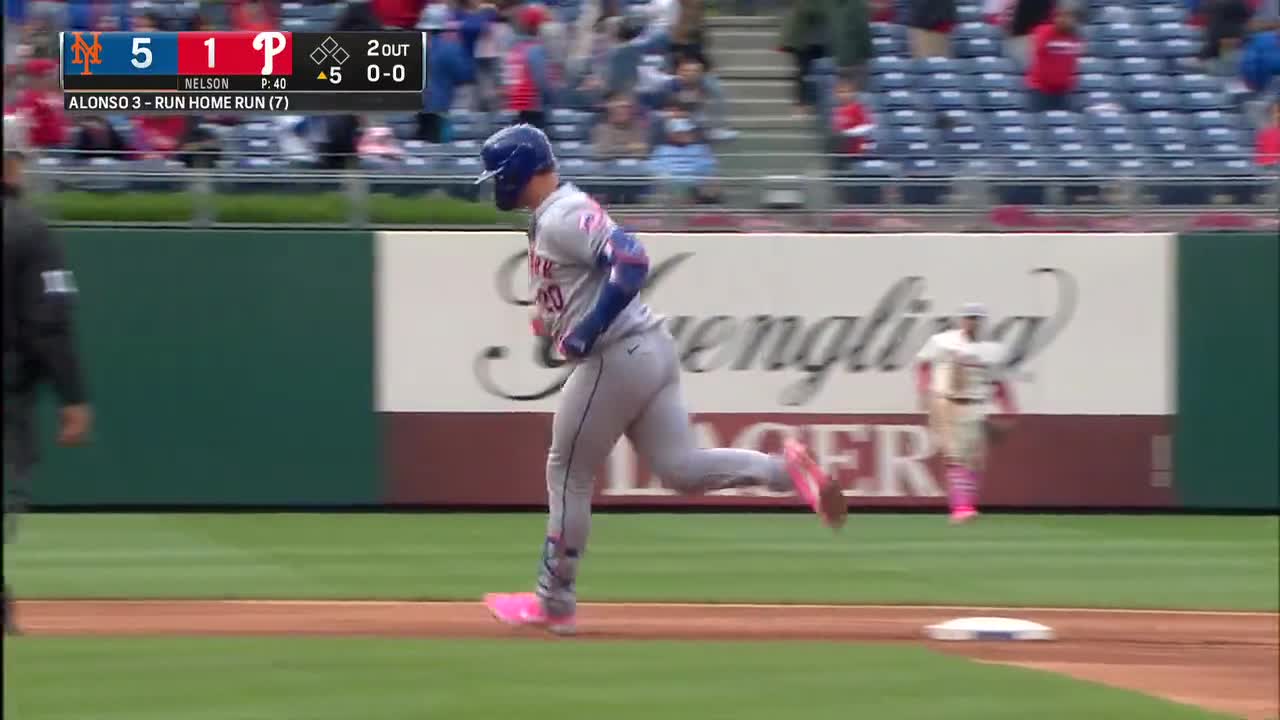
[3, 114, 92, 634]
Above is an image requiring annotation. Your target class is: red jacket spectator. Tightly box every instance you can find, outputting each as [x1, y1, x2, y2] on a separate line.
[1025, 19, 1082, 94]
[6, 60, 66, 148]
[833, 96, 874, 154]
[230, 0, 276, 32]
[374, 0, 430, 29]
[1257, 101, 1280, 165]
[133, 116, 188, 158]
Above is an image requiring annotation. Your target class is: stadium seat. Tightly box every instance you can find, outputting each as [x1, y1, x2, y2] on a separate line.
[957, 3, 983, 22]
[872, 35, 907, 56]
[1047, 125, 1088, 143]
[1211, 158, 1266, 204]
[1101, 38, 1153, 58]
[1150, 21, 1196, 41]
[557, 140, 589, 158]
[870, 21, 908, 40]
[913, 56, 968, 75]
[970, 56, 1018, 75]
[939, 108, 980, 127]
[1085, 109, 1133, 128]
[870, 56, 912, 75]
[1141, 109, 1189, 128]
[1203, 142, 1249, 160]
[1123, 73, 1172, 93]
[1116, 56, 1163, 75]
[1198, 126, 1246, 147]
[1182, 91, 1229, 111]
[992, 124, 1035, 145]
[1096, 6, 1136, 23]
[1077, 56, 1115, 75]
[1175, 74, 1221, 94]
[973, 72, 1017, 92]
[1144, 5, 1183, 24]
[1145, 125, 1192, 145]
[886, 109, 928, 126]
[1097, 22, 1147, 43]
[995, 141, 1040, 158]
[447, 157, 484, 200]
[955, 21, 1000, 42]
[979, 89, 1024, 110]
[931, 90, 976, 110]
[1151, 158, 1209, 205]
[838, 158, 900, 204]
[920, 71, 968, 91]
[873, 71, 912, 91]
[994, 158, 1048, 205]
[958, 35, 1001, 58]
[902, 158, 951, 205]
[1103, 141, 1145, 158]
[1053, 141, 1095, 158]
[449, 139, 481, 156]
[1094, 124, 1138, 144]
[1190, 110, 1242, 130]
[600, 158, 653, 205]
[1111, 156, 1150, 177]
[1158, 37, 1199, 59]
[943, 122, 986, 144]
[1059, 157, 1105, 204]
[1075, 73, 1114, 94]
[1132, 90, 1176, 111]
[987, 109, 1030, 127]
[1077, 90, 1121, 109]
[882, 89, 924, 110]
[1040, 110, 1078, 126]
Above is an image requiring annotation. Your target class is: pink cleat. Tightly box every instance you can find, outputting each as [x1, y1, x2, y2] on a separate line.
[950, 507, 979, 525]
[483, 592, 577, 635]
[783, 439, 848, 530]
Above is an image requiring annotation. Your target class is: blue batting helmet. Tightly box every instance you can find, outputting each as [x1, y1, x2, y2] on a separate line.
[475, 124, 557, 211]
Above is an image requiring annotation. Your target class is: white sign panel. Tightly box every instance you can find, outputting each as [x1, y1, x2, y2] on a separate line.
[377, 232, 1174, 415]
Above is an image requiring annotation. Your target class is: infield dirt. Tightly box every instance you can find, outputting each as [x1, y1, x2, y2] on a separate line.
[15, 601, 1279, 720]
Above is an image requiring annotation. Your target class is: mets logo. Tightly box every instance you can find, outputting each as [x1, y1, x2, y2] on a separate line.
[71, 32, 103, 75]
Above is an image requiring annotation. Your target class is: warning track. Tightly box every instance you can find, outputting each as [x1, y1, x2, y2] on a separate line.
[14, 600, 1280, 720]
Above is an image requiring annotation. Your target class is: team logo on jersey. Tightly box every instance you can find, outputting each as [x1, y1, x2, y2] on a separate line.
[70, 32, 103, 75]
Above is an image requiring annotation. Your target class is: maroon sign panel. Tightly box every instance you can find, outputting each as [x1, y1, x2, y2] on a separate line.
[385, 414, 1175, 508]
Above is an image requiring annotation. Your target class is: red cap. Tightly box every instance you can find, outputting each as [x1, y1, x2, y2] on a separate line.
[520, 4, 548, 31]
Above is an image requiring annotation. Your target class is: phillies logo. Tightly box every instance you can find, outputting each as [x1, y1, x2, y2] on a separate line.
[252, 32, 287, 74]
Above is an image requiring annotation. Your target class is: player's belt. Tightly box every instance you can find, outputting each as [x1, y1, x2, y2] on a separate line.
[946, 397, 982, 405]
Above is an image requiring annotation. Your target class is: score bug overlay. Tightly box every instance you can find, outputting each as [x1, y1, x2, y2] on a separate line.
[61, 31, 426, 114]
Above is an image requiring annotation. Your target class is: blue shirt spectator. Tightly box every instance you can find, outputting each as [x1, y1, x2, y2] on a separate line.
[650, 116, 717, 187]
[420, 5, 475, 115]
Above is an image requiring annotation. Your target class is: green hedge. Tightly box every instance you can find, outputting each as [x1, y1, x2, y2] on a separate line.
[40, 191, 521, 225]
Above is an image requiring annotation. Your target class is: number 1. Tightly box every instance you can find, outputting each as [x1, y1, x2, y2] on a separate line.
[205, 37, 215, 68]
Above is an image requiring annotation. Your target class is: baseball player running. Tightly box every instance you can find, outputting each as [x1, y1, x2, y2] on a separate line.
[475, 125, 847, 634]
[914, 303, 1018, 524]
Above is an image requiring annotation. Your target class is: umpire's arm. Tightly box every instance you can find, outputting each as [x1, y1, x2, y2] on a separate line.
[20, 217, 90, 441]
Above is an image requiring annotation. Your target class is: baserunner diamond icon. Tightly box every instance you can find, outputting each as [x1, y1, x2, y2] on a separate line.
[332, 47, 350, 65]
[309, 47, 327, 65]
[321, 36, 338, 52]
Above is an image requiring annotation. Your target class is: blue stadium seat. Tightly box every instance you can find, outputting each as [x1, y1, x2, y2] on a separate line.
[957, 3, 983, 23]
[1075, 73, 1114, 94]
[939, 108, 980, 127]
[943, 123, 986, 147]
[1098, 22, 1147, 42]
[970, 56, 1018, 75]
[1151, 158, 1209, 205]
[870, 21, 908, 40]
[1102, 38, 1153, 58]
[1198, 126, 1246, 147]
[1141, 110, 1189, 128]
[597, 158, 653, 205]
[1144, 125, 1192, 145]
[1077, 90, 1121, 109]
[1144, 5, 1183, 24]
[913, 57, 968, 75]
[973, 72, 1017, 92]
[932, 90, 976, 110]
[979, 89, 1024, 110]
[870, 56, 912, 75]
[1158, 37, 1199, 59]
[955, 21, 1000, 42]
[1175, 74, 1221, 94]
[1040, 110, 1078, 126]
[1203, 142, 1249, 160]
[956, 35, 1000, 58]
[449, 139, 481, 157]
[883, 89, 925, 110]
[1104, 141, 1146, 158]
[1212, 158, 1266, 204]
[1132, 90, 1176, 111]
[996, 158, 1049, 204]
[450, 122, 484, 141]
[280, 17, 312, 32]
[1111, 156, 1150, 178]
[1154, 141, 1195, 159]
[1094, 124, 1137, 144]
[1047, 125, 1088, 143]
[1115, 56, 1163, 75]
[886, 109, 929, 126]
[838, 158, 900, 204]
[557, 140, 589, 158]
[987, 109, 1030, 127]
[1059, 157, 1105, 204]
[872, 35, 907, 56]
[993, 125, 1035, 145]
[1077, 56, 1115, 75]
[1053, 141, 1095, 158]
[1085, 108, 1133, 127]
[902, 158, 951, 205]
[1096, 6, 1136, 23]
[548, 123, 588, 142]
[1190, 110, 1243, 130]
[1151, 22, 1199, 42]
[1182, 91, 1229, 111]
[873, 71, 912, 91]
[890, 125, 940, 145]
[1123, 73, 1172, 93]
[920, 71, 969, 91]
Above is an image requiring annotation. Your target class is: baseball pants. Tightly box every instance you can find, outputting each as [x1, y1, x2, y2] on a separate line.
[537, 326, 793, 616]
[929, 397, 988, 471]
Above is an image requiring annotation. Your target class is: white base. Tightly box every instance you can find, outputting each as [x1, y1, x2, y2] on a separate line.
[925, 616, 1056, 642]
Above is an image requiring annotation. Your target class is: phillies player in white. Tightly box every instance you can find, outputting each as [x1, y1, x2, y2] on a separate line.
[475, 125, 847, 634]
[915, 303, 1018, 523]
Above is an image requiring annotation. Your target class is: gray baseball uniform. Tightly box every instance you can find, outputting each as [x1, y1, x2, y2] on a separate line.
[529, 184, 793, 616]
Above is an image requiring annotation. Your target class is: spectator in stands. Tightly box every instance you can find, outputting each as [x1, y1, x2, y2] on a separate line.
[650, 115, 721, 203]
[602, 13, 652, 97]
[1001, 0, 1055, 67]
[651, 54, 733, 140]
[1256, 97, 1280, 165]
[231, 0, 275, 32]
[374, 0, 430, 29]
[503, 4, 556, 128]
[831, 77, 875, 155]
[451, 1, 501, 110]
[71, 117, 128, 160]
[906, 0, 957, 58]
[68, 0, 130, 31]
[418, 4, 474, 143]
[1242, 29, 1280, 92]
[132, 115, 187, 159]
[830, 0, 873, 80]
[1025, 4, 1081, 112]
[641, 0, 680, 56]
[5, 59, 65, 150]
[1199, 0, 1257, 72]
[593, 92, 651, 158]
[670, 0, 709, 69]
[779, 0, 829, 114]
[323, 0, 384, 169]
[358, 125, 405, 164]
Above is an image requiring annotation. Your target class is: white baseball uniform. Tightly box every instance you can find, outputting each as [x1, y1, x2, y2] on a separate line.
[916, 329, 1008, 469]
[529, 184, 793, 616]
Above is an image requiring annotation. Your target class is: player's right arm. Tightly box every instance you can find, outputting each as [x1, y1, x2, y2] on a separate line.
[914, 334, 940, 411]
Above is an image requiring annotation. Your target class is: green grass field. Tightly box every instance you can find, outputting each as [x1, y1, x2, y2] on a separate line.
[4, 513, 1275, 720]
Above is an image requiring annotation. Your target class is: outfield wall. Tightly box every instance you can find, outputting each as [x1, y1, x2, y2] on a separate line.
[23, 230, 1277, 511]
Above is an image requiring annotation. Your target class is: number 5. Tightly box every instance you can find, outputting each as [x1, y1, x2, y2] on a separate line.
[131, 37, 152, 69]
[329, 66, 342, 84]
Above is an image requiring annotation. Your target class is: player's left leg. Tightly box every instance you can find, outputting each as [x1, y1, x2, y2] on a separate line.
[625, 332, 847, 528]
[948, 405, 984, 524]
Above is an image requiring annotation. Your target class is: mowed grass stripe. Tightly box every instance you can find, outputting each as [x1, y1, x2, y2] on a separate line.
[3, 637, 1235, 720]
[4, 514, 1276, 610]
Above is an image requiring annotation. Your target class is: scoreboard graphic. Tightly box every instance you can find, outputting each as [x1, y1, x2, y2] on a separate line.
[61, 31, 426, 114]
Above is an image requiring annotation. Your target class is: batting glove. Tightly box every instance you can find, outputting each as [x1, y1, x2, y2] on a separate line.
[557, 323, 598, 360]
